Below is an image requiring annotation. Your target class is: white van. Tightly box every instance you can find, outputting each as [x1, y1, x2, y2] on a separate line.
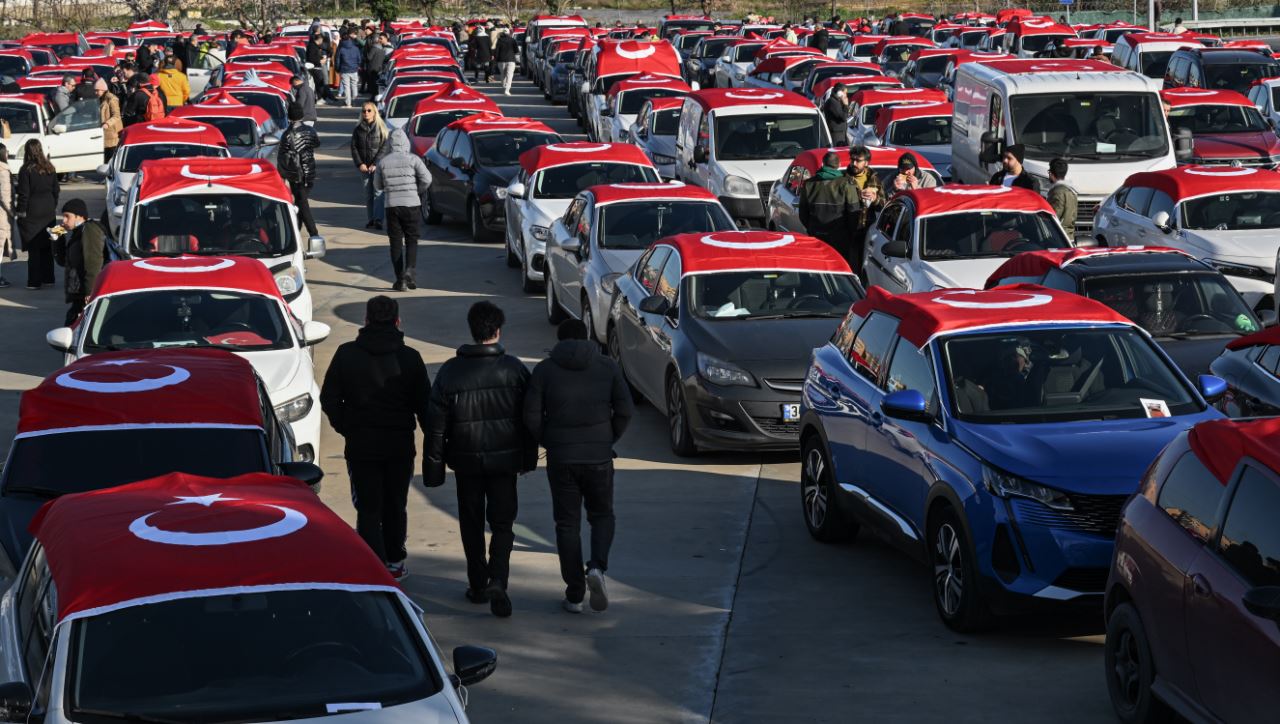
[674, 87, 830, 228]
[950, 57, 1176, 232]
[1110, 32, 1198, 79]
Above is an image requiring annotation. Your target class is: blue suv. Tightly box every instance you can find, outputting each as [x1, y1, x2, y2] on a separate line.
[798, 285, 1226, 631]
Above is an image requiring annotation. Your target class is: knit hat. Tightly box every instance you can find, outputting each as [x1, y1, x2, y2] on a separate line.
[81, 68, 96, 81]
[61, 198, 88, 218]
[1006, 143, 1026, 163]
[93, 77, 108, 93]
[897, 152, 917, 171]
[288, 102, 304, 121]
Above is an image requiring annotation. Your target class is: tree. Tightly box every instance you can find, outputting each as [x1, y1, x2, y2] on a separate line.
[122, 0, 176, 21]
[223, 0, 303, 33]
[366, 0, 399, 21]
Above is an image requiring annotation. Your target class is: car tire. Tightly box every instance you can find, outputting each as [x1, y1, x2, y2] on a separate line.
[1105, 603, 1174, 724]
[469, 198, 495, 243]
[521, 247, 543, 293]
[800, 437, 858, 543]
[582, 297, 598, 348]
[608, 323, 644, 404]
[506, 233, 519, 268]
[666, 370, 698, 457]
[545, 274, 566, 324]
[423, 190, 443, 225]
[927, 505, 991, 633]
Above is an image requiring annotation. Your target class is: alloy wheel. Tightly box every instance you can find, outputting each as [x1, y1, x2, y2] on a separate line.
[1111, 629, 1141, 708]
[802, 447, 827, 530]
[667, 376, 685, 447]
[934, 523, 964, 618]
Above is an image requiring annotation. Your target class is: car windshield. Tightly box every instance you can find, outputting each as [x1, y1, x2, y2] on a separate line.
[411, 110, 479, 138]
[0, 103, 39, 134]
[0, 55, 26, 77]
[228, 93, 286, 127]
[1205, 62, 1279, 94]
[1104, 28, 1140, 43]
[883, 45, 916, 65]
[810, 65, 876, 89]
[120, 144, 226, 173]
[652, 107, 681, 135]
[3, 427, 267, 498]
[85, 290, 292, 352]
[474, 131, 558, 167]
[598, 201, 735, 249]
[889, 116, 951, 145]
[1083, 272, 1260, 338]
[618, 87, 684, 114]
[194, 117, 258, 147]
[920, 211, 1071, 260]
[1020, 34, 1071, 53]
[1181, 191, 1280, 229]
[69, 590, 439, 724]
[1140, 50, 1175, 77]
[916, 55, 951, 76]
[714, 114, 820, 161]
[534, 163, 658, 199]
[556, 50, 579, 64]
[1168, 103, 1269, 133]
[851, 42, 878, 56]
[691, 271, 860, 319]
[388, 92, 442, 119]
[959, 31, 986, 48]
[700, 39, 733, 58]
[943, 327, 1200, 423]
[732, 45, 761, 62]
[132, 195, 297, 257]
[1009, 91, 1169, 160]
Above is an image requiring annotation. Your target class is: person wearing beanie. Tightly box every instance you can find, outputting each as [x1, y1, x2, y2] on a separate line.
[53, 198, 106, 325]
[892, 152, 936, 190]
[73, 68, 97, 101]
[800, 151, 863, 268]
[155, 57, 189, 112]
[95, 76, 122, 164]
[989, 143, 1036, 190]
[276, 102, 321, 238]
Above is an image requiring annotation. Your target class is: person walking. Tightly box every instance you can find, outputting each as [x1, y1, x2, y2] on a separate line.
[524, 319, 634, 614]
[51, 199, 105, 325]
[495, 28, 518, 95]
[155, 57, 189, 113]
[0, 144, 11, 288]
[15, 139, 58, 290]
[822, 83, 849, 146]
[306, 30, 330, 101]
[352, 101, 389, 230]
[290, 74, 318, 126]
[277, 102, 321, 239]
[425, 301, 535, 617]
[1046, 157, 1078, 232]
[373, 128, 431, 291]
[336, 31, 363, 107]
[843, 146, 884, 276]
[320, 295, 430, 580]
[96, 78, 122, 165]
[471, 29, 493, 83]
[799, 151, 862, 263]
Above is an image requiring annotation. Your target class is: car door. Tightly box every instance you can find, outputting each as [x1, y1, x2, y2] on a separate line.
[1184, 463, 1280, 722]
[824, 311, 899, 489]
[615, 246, 671, 401]
[864, 201, 907, 290]
[563, 199, 592, 315]
[1112, 185, 1154, 245]
[638, 250, 682, 401]
[772, 163, 807, 231]
[505, 169, 530, 255]
[44, 98, 103, 173]
[425, 127, 456, 207]
[444, 131, 476, 211]
[13, 545, 56, 687]
[187, 51, 223, 97]
[548, 196, 585, 304]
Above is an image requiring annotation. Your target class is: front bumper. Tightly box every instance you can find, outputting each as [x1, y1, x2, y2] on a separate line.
[683, 375, 801, 450]
[523, 233, 546, 281]
[286, 286, 313, 324]
[479, 197, 506, 233]
[718, 195, 767, 226]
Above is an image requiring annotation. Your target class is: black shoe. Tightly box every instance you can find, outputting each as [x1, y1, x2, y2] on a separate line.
[373, 220, 383, 230]
[465, 587, 489, 604]
[487, 584, 512, 618]
[392, 280, 405, 292]
[405, 275, 417, 290]
[365, 220, 376, 229]
[0, 277, 10, 288]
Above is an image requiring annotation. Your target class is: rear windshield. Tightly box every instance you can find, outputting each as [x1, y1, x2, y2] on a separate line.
[1140, 50, 1174, 77]
[598, 200, 735, 249]
[474, 131, 559, 167]
[652, 108, 681, 135]
[412, 110, 479, 138]
[120, 144, 226, 173]
[1205, 62, 1279, 94]
[691, 271, 861, 319]
[888, 116, 951, 145]
[534, 162, 658, 198]
[196, 117, 259, 147]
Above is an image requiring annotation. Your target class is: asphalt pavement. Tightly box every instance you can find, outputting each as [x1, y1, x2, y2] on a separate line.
[0, 76, 1115, 723]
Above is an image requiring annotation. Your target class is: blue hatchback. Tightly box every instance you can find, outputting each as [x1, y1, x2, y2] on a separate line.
[798, 285, 1226, 631]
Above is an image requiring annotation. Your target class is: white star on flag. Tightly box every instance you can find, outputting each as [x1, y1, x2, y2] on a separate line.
[168, 493, 241, 507]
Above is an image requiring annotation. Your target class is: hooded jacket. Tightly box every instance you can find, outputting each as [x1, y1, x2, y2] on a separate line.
[523, 339, 634, 464]
[424, 343, 536, 485]
[373, 129, 432, 208]
[495, 33, 518, 63]
[320, 324, 431, 460]
[293, 80, 318, 123]
[336, 38, 362, 73]
[277, 121, 320, 185]
[799, 170, 862, 253]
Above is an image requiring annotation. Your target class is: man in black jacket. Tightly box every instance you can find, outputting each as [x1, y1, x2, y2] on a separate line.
[425, 302, 534, 617]
[471, 30, 493, 83]
[306, 31, 329, 101]
[822, 83, 849, 146]
[524, 320, 634, 614]
[277, 103, 321, 237]
[988, 143, 1037, 190]
[320, 296, 430, 580]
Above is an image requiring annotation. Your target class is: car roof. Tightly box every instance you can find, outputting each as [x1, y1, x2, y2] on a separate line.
[118, 117, 228, 148]
[1124, 164, 1280, 202]
[874, 101, 952, 137]
[135, 157, 293, 205]
[518, 141, 654, 174]
[1188, 417, 1280, 484]
[983, 247, 1201, 288]
[899, 184, 1056, 218]
[657, 230, 851, 277]
[446, 114, 557, 135]
[687, 87, 814, 112]
[586, 181, 718, 205]
[92, 256, 284, 301]
[849, 86, 946, 106]
[605, 73, 690, 101]
[410, 85, 502, 118]
[1180, 48, 1276, 64]
[1161, 87, 1253, 107]
[168, 90, 273, 125]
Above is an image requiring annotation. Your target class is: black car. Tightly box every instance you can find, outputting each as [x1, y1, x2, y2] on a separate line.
[684, 36, 735, 88]
[1164, 48, 1280, 95]
[1210, 328, 1280, 416]
[424, 117, 562, 242]
[546, 48, 580, 103]
[986, 248, 1269, 375]
[607, 231, 863, 455]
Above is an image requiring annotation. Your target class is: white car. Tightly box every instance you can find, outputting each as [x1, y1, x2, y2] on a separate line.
[846, 86, 947, 146]
[45, 256, 329, 463]
[1246, 78, 1280, 131]
[505, 142, 659, 292]
[544, 182, 735, 343]
[626, 97, 684, 178]
[864, 185, 1072, 293]
[712, 40, 765, 87]
[0, 94, 103, 174]
[598, 75, 689, 143]
[0, 470, 496, 724]
[865, 101, 954, 180]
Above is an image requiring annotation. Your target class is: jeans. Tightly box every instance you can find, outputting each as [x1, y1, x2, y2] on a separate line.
[348, 458, 414, 564]
[499, 61, 516, 93]
[548, 461, 616, 603]
[362, 171, 384, 223]
[455, 473, 519, 591]
[340, 71, 359, 105]
[289, 180, 318, 237]
[386, 205, 420, 282]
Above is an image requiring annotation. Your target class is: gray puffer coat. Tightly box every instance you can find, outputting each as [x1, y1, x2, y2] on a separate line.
[373, 129, 431, 208]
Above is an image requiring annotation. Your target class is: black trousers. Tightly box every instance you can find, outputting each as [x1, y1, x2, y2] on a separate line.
[24, 230, 54, 287]
[64, 296, 85, 326]
[348, 458, 413, 564]
[289, 181, 318, 237]
[310, 67, 328, 99]
[386, 205, 420, 281]
[548, 461, 615, 603]
[455, 473, 518, 591]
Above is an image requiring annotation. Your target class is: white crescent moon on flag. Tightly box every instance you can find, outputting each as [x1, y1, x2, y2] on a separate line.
[134, 258, 236, 273]
[55, 359, 191, 393]
[933, 290, 1053, 309]
[130, 498, 308, 546]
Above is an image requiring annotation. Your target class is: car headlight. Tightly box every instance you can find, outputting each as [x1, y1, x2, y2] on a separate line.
[696, 352, 756, 387]
[112, 189, 127, 207]
[1206, 258, 1270, 280]
[494, 186, 508, 200]
[982, 465, 1072, 511]
[530, 225, 550, 241]
[601, 271, 623, 294]
[274, 393, 313, 423]
[653, 153, 676, 164]
[724, 174, 756, 197]
[274, 265, 304, 296]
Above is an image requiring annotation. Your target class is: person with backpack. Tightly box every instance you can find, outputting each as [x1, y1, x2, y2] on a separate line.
[277, 102, 321, 238]
[52, 199, 105, 326]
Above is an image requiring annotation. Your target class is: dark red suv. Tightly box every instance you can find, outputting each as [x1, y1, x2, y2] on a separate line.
[1104, 417, 1280, 723]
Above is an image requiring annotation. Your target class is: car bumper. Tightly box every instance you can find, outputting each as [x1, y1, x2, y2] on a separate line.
[287, 393, 322, 463]
[479, 198, 506, 232]
[523, 234, 546, 281]
[286, 286, 313, 323]
[683, 376, 801, 450]
[719, 195, 767, 227]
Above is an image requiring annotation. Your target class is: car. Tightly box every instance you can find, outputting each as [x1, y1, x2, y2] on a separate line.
[745, 53, 829, 94]
[684, 35, 737, 87]
[214, 81, 291, 129]
[582, 40, 683, 147]
[545, 181, 736, 343]
[1092, 164, 1280, 313]
[524, 15, 589, 75]
[1209, 324, 1280, 415]
[1246, 77, 1280, 131]
[1164, 47, 1280, 95]
[872, 35, 935, 75]
[899, 48, 967, 88]
[505, 142, 660, 292]
[712, 39, 766, 88]
[98, 117, 230, 237]
[1162, 87, 1280, 167]
[846, 86, 947, 145]
[596, 73, 689, 143]
[800, 284, 1226, 631]
[625, 96, 683, 178]
[1103, 417, 1280, 724]
[609, 230, 862, 455]
[168, 89, 283, 160]
[0, 92, 103, 174]
[835, 34, 887, 62]
[1058, 37, 1113, 60]
[425, 115, 562, 242]
[985, 246, 1267, 375]
[865, 101, 953, 179]
[379, 80, 453, 130]
[546, 44, 584, 103]
[1003, 18, 1075, 59]
[402, 84, 502, 157]
[810, 73, 903, 106]
[116, 157, 326, 322]
[0, 471, 495, 723]
[797, 59, 883, 99]
[1111, 32, 1197, 79]
[45, 255, 331, 462]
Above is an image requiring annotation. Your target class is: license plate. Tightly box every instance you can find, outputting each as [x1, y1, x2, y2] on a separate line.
[781, 403, 801, 421]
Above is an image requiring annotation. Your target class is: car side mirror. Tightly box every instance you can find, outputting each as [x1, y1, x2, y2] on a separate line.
[1243, 586, 1280, 622]
[453, 645, 498, 687]
[1174, 126, 1194, 162]
[693, 145, 709, 164]
[95, 163, 109, 176]
[1198, 374, 1227, 403]
[46, 326, 74, 353]
[1074, 233, 1100, 248]
[979, 130, 1002, 165]
[881, 389, 932, 422]
[601, 106, 613, 116]
[1260, 308, 1278, 327]
[1152, 210, 1172, 233]
[278, 461, 324, 487]
[881, 240, 909, 259]
[301, 320, 330, 346]
[638, 294, 671, 316]
[51, 123, 66, 135]
[304, 61, 316, 70]
[263, 132, 281, 146]
[306, 234, 326, 259]
[0, 682, 33, 724]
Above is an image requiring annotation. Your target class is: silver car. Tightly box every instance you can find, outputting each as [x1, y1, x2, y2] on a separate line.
[625, 97, 684, 179]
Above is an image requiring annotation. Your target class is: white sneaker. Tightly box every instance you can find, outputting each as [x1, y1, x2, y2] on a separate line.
[586, 568, 608, 611]
[562, 598, 583, 614]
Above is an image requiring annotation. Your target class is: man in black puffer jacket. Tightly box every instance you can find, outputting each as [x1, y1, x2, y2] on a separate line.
[524, 320, 633, 614]
[320, 296, 430, 580]
[425, 301, 534, 617]
[277, 102, 321, 237]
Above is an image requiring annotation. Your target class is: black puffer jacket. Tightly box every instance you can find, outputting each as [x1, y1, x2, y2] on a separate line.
[524, 339, 634, 464]
[320, 325, 431, 460]
[424, 343, 535, 485]
[277, 121, 320, 185]
[350, 120, 388, 168]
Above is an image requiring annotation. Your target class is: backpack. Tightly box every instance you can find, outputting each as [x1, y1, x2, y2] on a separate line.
[144, 88, 164, 121]
[276, 130, 301, 183]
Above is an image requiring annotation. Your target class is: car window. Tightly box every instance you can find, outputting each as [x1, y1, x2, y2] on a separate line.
[877, 202, 903, 236]
[892, 205, 912, 244]
[563, 197, 584, 230]
[832, 308, 866, 355]
[1146, 190, 1175, 221]
[656, 252, 681, 306]
[19, 546, 54, 681]
[1158, 451, 1226, 543]
[1123, 186, 1154, 215]
[785, 163, 809, 192]
[885, 337, 937, 412]
[57, 99, 101, 132]
[1259, 345, 1280, 374]
[849, 311, 898, 382]
[1041, 267, 1076, 292]
[453, 133, 474, 165]
[1218, 465, 1280, 587]
[636, 246, 671, 293]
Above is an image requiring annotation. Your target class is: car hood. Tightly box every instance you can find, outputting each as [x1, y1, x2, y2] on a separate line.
[717, 158, 792, 186]
[258, 692, 463, 722]
[237, 346, 307, 402]
[916, 257, 1008, 290]
[528, 198, 571, 225]
[477, 164, 518, 188]
[1156, 335, 1237, 377]
[226, 144, 259, 159]
[1180, 228, 1280, 270]
[687, 316, 842, 376]
[1192, 131, 1280, 159]
[597, 246, 646, 274]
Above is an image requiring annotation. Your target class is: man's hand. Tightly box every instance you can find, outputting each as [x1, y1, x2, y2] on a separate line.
[359, 163, 369, 173]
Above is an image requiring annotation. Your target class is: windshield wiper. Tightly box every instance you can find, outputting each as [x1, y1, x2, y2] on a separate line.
[74, 710, 187, 724]
[3, 486, 63, 499]
[743, 310, 840, 320]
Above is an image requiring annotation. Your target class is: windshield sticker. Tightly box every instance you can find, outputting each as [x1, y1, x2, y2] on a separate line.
[1140, 398, 1171, 418]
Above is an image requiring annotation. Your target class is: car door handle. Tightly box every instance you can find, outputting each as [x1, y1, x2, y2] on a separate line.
[1191, 573, 1212, 598]
[870, 410, 884, 427]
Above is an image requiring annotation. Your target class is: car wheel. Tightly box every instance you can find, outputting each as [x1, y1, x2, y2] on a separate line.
[423, 190, 443, 225]
[928, 505, 991, 632]
[545, 274, 566, 324]
[1105, 603, 1173, 724]
[665, 371, 698, 457]
[469, 198, 495, 243]
[506, 233, 519, 268]
[608, 323, 644, 404]
[800, 438, 858, 542]
[521, 247, 543, 293]
[582, 297, 598, 348]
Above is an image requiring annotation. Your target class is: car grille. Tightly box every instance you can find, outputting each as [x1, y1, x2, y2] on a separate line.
[1195, 156, 1274, 169]
[764, 378, 805, 392]
[751, 416, 800, 437]
[758, 180, 774, 206]
[1011, 493, 1128, 537]
[1076, 199, 1100, 231]
[1051, 567, 1109, 593]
